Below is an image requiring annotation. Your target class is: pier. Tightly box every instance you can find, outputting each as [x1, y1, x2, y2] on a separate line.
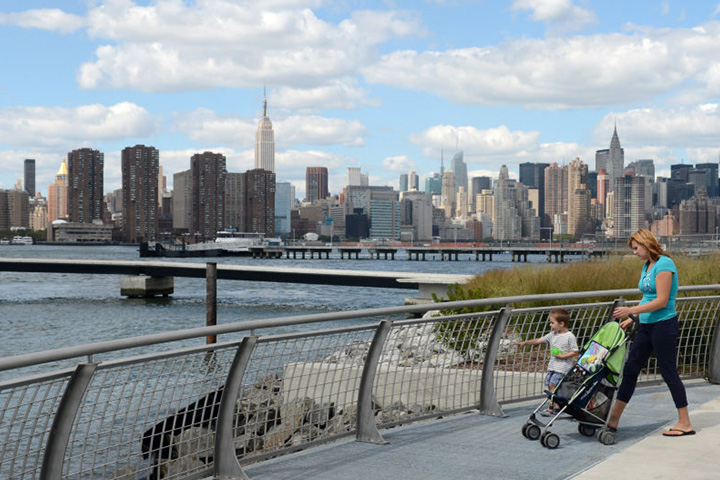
[144, 243, 607, 262]
[0, 257, 474, 303]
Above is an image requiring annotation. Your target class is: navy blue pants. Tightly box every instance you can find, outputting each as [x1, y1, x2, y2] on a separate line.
[617, 316, 688, 409]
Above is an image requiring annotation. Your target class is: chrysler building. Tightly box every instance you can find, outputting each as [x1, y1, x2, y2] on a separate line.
[255, 89, 275, 173]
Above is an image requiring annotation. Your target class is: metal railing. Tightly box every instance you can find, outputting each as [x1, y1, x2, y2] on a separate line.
[1, 286, 720, 480]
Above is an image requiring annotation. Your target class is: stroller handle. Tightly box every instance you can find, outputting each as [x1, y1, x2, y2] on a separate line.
[624, 314, 640, 333]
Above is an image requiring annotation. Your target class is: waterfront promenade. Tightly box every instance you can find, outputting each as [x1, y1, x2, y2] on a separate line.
[241, 380, 720, 480]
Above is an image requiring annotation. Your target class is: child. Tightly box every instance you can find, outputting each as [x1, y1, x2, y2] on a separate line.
[517, 308, 579, 416]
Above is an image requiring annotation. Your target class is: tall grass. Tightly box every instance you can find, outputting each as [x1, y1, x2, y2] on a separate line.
[442, 252, 720, 308]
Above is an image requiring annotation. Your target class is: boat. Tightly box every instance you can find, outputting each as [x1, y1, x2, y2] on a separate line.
[140, 232, 281, 258]
[0, 238, 10, 245]
[11, 236, 34, 245]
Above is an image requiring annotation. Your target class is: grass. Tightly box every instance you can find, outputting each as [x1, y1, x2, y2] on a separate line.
[441, 252, 720, 307]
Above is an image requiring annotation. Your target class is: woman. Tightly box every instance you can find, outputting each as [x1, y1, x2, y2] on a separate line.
[607, 229, 694, 437]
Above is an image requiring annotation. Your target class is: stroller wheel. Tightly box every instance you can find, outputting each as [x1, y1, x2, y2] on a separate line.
[526, 424, 541, 441]
[578, 424, 597, 437]
[598, 430, 615, 445]
[542, 432, 560, 449]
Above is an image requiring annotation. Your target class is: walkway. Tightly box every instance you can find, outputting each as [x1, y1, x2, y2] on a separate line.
[241, 380, 720, 480]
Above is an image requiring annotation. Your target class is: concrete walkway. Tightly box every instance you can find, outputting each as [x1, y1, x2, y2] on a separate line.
[242, 380, 720, 480]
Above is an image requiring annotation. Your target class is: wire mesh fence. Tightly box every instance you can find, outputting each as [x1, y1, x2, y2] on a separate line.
[0, 291, 718, 480]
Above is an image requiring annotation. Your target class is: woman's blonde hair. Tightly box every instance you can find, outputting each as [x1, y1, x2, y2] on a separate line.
[628, 228, 667, 262]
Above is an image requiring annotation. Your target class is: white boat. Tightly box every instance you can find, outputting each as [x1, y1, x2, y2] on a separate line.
[0, 238, 10, 245]
[11, 236, 34, 245]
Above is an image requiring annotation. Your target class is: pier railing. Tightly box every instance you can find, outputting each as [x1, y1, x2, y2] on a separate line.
[1, 286, 719, 480]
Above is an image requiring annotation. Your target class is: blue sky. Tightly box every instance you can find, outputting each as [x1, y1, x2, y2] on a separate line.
[2, 0, 720, 200]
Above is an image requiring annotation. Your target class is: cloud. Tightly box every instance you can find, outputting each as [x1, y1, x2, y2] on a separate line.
[272, 78, 379, 111]
[595, 104, 720, 147]
[0, 102, 159, 150]
[73, 0, 421, 92]
[278, 116, 367, 147]
[383, 155, 416, 172]
[410, 125, 541, 160]
[173, 109, 368, 149]
[173, 109, 257, 149]
[364, 21, 720, 109]
[510, 0, 597, 32]
[0, 8, 85, 33]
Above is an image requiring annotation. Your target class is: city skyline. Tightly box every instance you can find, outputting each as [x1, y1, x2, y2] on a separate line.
[3, 1, 720, 200]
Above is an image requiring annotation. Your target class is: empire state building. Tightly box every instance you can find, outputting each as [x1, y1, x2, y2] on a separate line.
[255, 91, 275, 173]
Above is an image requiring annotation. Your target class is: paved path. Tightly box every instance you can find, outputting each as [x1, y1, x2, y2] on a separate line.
[242, 380, 720, 480]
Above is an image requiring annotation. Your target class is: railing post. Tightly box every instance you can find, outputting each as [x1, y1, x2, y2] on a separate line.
[478, 307, 512, 417]
[356, 320, 392, 444]
[708, 310, 720, 384]
[214, 336, 258, 480]
[40, 362, 97, 480]
[207, 262, 217, 344]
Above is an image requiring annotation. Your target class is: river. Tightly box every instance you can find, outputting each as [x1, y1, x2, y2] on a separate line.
[0, 244, 567, 358]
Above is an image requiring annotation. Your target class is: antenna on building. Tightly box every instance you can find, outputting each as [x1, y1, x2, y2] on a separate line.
[440, 147, 445, 176]
[262, 83, 268, 118]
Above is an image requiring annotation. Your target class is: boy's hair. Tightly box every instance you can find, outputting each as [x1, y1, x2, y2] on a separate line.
[550, 308, 570, 327]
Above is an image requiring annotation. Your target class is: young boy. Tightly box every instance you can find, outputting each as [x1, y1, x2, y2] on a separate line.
[517, 308, 579, 415]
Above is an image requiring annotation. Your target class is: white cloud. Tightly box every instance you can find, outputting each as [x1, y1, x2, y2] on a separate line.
[595, 104, 720, 147]
[383, 155, 415, 172]
[410, 125, 541, 159]
[0, 8, 84, 33]
[173, 109, 257, 149]
[510, 0, 597, 32]
[364, 21, 720, 109]
[272, 79, 379, 111]
[173, 109, 368, 149]
[74, 0, 421, 92]
[278, 116, 367, 147]
[0, 102, 159, 150]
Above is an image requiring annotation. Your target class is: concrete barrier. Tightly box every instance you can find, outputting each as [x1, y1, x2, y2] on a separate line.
[120, 275, 174, 297]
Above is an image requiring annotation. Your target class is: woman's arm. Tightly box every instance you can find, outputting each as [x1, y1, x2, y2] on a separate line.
[613, 270, 672, 319]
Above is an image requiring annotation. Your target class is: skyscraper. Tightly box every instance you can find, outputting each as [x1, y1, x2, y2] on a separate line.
[255, 90, 275, 173]
[450, 151, 468, 195]
[596, 169, 609, 219]
[346, 167, 369, 187]
[275, 182, 292, 237]
[0, 189, 30, 229]
[519, 162, 549, 229]
[47, 158, 69, 223]
[67, 148, 104, 224]
[693, 163, 719, 197]
[606, 125, 625, 192]
[24, 159, 35, 197]
[306, 167, 329, 204]
[567, 157, 589, 237]
[399, 173, 408, 192]
[408, 170, 419, 191]
[241, 168, 276, 236]
[121, 145, 159, 243]
[544, 163, 568, 229]
[613, 173, 649, 237]
[190, 151, 226, 240]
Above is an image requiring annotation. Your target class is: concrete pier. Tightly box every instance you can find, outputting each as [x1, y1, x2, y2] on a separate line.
[120, 275, 174, 298]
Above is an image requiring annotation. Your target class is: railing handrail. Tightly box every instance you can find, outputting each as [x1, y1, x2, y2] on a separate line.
[3, 284, 719, 372]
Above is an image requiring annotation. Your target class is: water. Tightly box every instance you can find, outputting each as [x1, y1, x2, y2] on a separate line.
[0, 244, 561, 358]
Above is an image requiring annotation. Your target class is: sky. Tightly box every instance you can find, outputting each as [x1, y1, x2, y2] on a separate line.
[2, 0, 720, 201]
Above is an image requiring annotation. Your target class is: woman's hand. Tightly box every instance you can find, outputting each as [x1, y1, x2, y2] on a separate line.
[613, 306, 632, 319]
[619, 318, 634, 330]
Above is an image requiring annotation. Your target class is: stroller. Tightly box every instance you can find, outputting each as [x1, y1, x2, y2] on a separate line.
[521, 316, 637, 449]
